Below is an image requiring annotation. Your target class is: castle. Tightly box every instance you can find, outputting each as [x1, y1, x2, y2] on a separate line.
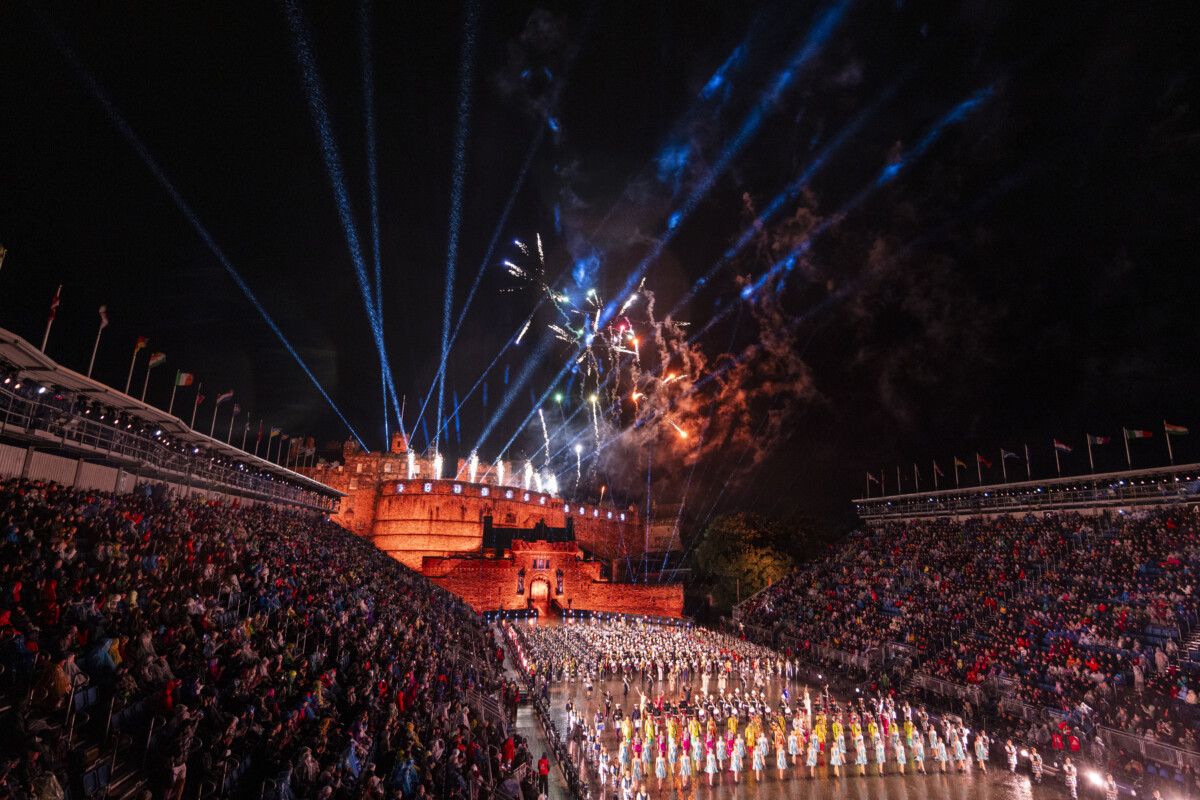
[298, 432, 684, 617]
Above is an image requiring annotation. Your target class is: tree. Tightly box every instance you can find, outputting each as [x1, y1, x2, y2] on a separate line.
[690, 512, 797, 612]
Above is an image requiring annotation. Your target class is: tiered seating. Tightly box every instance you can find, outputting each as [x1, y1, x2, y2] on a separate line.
[0, 476, 510, 799]
[740, 507, 1200, 750]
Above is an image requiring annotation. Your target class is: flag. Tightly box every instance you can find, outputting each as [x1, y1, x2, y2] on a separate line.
[1165, 423, 1189, 436]
[216, 390, 234, 405]
[1001, 449, 1019, 459]
[867, 472, 879, 483]
[0, 243, 6, 271]
[195, 393, 205, 406]
[134, 337, 148, 355]
[1125, 428, 1153, 439]
[954, 457, 967, 469]
[231, 404, 240, 416]
[174, 371, 194, 386]
[257, 421, 263, 442]
[270, 427, 281, 438]
[1087, 435, 1111, 445]
[1054, 440, 1072, 453]
[98, 305, 109, 329]
[280, 434, 289, 441]
[976, 453, 992, 468]
[48, 286, 61, 322]
[147, 352, 166, 369]
[933, 461, 944, 477]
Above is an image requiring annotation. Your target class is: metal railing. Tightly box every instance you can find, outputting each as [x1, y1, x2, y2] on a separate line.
[1099, 725, 1200, 773]
[0, 381, 337, 511]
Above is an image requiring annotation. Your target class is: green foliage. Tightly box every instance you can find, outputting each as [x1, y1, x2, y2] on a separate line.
[689, 511, 831, 613]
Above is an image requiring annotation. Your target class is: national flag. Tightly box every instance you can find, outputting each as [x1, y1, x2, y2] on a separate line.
[933, 461, 944, 477]
[867, 472, 879, 483]
[0, 243, 6, 271]
[1087, 435, 1111, 445]
[1001, 449, 1019, 460]
[98, 305, 109, 329]
[1165, 423, 1189, 436]
[270, 427, 281, 438]
[954, 457, 967, 469]
[174, 371, 194, 386]
[216, 390, 234, 405]
[195, 394, 205, 406]
[147, 352, 166, 369]
[280, 434, 289, 441]
[231, 404, 240, 416]
[1125, 428, 1153, 439]
[1053, 440, 1072, 453]
[256, 421, 263, 443]
[133, 337, 148, 355]
[48, 286, 61, 322]
[976, 454, 991, 468]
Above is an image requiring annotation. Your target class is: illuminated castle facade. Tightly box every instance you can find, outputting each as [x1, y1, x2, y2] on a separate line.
[299, 432, 684, 617]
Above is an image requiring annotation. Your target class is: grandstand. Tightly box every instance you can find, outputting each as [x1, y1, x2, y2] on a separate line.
[855, 463, 1200, 520]
[734, 478, 1200, 795]
[0, 326, 340, 512]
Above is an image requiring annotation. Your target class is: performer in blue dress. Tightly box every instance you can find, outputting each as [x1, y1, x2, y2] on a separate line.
[975, 731, 989, 772]
[806, 735, 820, 779]
[776, 741, 789, 780]
[854, 733, 868, 776]
[934, 734, 948, 774]
[874, 735, 887, 776]
[829, 734, 844, 777]
[752, 742, 765, 781]
[913, 735, 927, 775]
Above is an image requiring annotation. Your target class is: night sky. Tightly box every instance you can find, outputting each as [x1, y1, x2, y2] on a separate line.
[1, 1, 1197, 521]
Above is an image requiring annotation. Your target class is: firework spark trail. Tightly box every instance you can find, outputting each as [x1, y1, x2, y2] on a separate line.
[657, 399, 716, 576]
[471, 9, 850, 442]
[435, 0, 481, 453]
[281, 0, 399, 441]
[643, 444, 653, 581]
[599, 0, 851, 332]
[538, 408, 551, 468]
[33, 5, 370, 450]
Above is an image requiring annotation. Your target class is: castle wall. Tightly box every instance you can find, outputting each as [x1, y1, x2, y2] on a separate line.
[421, 540, 684, 617]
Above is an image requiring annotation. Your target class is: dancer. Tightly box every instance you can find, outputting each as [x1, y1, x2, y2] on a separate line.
[776, 736, 789, 780]
[934, 733, 948, 774]
[1005, 739, 1017, 773]
[854, 730, 868, 776]
[829, 729, 844, 777]
[1063, 757, 1077, 799]
[752, 733, 765, 781]
[875, 731, 887, 776]
[806, 730, 819, 778]
[1030, 747, 1043, 785]
[705, 742, 718, 786]
[975, 731, 989, 772]
[912, 732, 927, 775]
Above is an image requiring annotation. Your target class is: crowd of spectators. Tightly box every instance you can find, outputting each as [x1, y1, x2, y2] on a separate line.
[739, 507, 1200, 753]
[0, 477, 516, 800]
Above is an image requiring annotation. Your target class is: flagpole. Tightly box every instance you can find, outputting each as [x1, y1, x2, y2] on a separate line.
[40, 285, 61, 353]
[227, 410, 237, 444]
[125, 345, 140, 395]
[254, 422, 263, 458]
[87, 308, 106, 378]
[866, 474, 870, 499]
[1054, 444, 1061, 477]
[881, 469, 886, 496]
[913, 463, 919, 492]
[954, 458, 960, 489]
[1025, 444, 1031, 479]
[1123, 429, 1132, 468]
[241, 422, 249, 451]
[1001, 449, 1007, 483]
[976, 455, 982, 486]
[896, 466, 902, 495]
[1087, 436, 1094, 473]
[190, 383, 202, 429]
[168, 373, 179, 417]
[140, 363, 152, 402]
[933, 460, 938, 490]
[210, 403, 219, 438]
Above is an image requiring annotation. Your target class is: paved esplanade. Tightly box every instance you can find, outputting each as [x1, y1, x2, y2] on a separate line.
[514, 618, 1075, 800]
